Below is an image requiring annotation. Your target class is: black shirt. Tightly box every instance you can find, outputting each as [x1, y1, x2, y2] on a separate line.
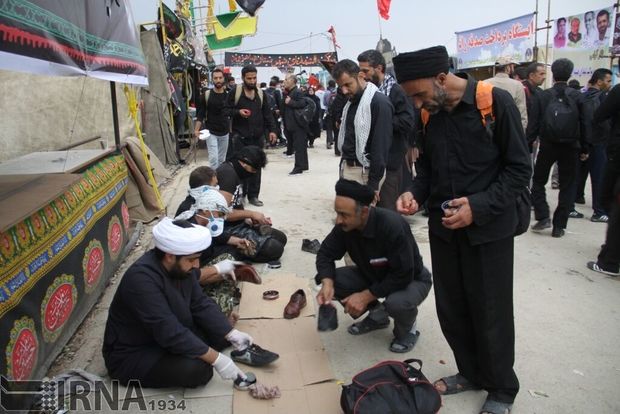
[226, 85, 276, 139]
[341, 90, 394, 191]
[523, 80, 543, 144]
[315, 207, 431, 298]
[196, 89, 229, 136]
[583, 87, 610, 146]
[386, 83, 415, 171]
[282, 86, 307, 131]
[102, 250, 232, 383]
[595, 83, 620, 159]
[409, 73, 531, 245]
[216, 162, 243, 208]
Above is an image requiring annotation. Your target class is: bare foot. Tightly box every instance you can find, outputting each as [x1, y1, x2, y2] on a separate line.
[433, 379, 448, 394]
[228, 311, 239, 326]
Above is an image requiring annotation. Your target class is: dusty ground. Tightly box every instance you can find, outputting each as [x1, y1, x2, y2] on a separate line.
[49, 135, 620, 413]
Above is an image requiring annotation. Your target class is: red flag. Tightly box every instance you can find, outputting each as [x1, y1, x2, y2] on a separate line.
[377, 0, 391, 20]
[327, 26, 341, 49]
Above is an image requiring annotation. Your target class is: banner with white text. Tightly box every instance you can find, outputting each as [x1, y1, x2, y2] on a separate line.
[456, 14, 536, 69]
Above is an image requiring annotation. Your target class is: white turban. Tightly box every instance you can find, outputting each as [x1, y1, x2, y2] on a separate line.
[152, 217, 212, 255]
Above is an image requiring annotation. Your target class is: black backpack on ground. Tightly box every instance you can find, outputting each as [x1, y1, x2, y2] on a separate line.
[541, 87, 580, 143]
[340, 359, 441, 414]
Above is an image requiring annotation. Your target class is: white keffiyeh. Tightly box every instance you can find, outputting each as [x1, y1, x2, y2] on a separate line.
[337, 82, 379, 168]
[175, 189, 231, 221]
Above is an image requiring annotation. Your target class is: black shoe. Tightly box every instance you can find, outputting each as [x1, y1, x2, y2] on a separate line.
[317, 304, 338, 332]
[301, 238, 321, 254]
[591, 214, 609, 223]
[575, 196, 586, 204]
[531, 218, 551, 232]
[568, 210, 584, 219]
[248, 197, 264, 207]
[230, 344, 279, 367]
[335, 151, 341, 156]
[551, 227, 565, 238]
[586, 261, 619, 276]
[289, 169, 303, 175]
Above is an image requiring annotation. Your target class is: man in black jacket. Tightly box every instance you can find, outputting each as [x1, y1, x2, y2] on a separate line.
[315, 179, 431, 353]
[358, 49, 415, 211]
[226, 65, 277, 206]
[572, 68, 612, 222]
[523, 62, 546, 150]
[265, 76, 284, 145]
[332, 59, 393, 198]
[103, 218, 251, 388]
[587, 79, 620, 276]
[529, 58, 589, 237]
[282, 74, 310, 175]
[394, 46, 531, 414]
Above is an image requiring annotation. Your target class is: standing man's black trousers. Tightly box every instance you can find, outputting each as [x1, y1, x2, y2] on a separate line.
[429, 231, 519, 404]
[286, 128, 309, 171]
[598, 157, 620, 272]
[531, 142, 579, 229]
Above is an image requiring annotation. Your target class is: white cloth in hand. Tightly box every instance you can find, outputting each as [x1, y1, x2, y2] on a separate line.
[214, 260, 243, 281]
[212, 353, 246, 380]
[225, 329, 253, 351]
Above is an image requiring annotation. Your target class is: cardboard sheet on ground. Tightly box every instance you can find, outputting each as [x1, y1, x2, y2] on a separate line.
[238, 273, 315, 319]
[233, 382, 342, 414]
[183, 374, 232, 399]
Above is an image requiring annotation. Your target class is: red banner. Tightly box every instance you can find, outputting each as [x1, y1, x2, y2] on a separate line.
[377, 0, 392, 20]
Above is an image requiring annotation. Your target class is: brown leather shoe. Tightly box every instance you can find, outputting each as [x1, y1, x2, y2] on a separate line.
[283, 289, 306, 319]
[234, 264, 261, 284]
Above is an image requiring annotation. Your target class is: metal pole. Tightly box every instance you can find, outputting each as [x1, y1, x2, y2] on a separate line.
[110, 81, 121, 150]
[544, 0, 551, 73]
[534, 0, 539, 61]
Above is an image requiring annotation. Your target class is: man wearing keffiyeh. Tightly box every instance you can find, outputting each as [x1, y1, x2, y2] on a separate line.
[332, 59, 394, 201]
[358, 49, 416, 211]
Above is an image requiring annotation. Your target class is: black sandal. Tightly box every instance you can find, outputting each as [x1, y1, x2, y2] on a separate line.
[480, 398, 512, 414]
[434, 373, 481, 395]
[347, 316, 390, 335]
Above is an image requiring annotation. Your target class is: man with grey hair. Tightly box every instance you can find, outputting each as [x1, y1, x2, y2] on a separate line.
[358, 49, 415, 210]
[282, 74, 311, 175]
[485, 57, 528, 132]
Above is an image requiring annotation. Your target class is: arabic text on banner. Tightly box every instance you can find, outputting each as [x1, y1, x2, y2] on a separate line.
[456, 13, 535, 69]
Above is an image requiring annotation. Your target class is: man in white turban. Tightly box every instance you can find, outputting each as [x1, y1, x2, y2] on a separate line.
[103, 218, 253, 388]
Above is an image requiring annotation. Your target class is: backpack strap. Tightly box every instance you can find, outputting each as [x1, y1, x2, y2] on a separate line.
[420, 82, 494, 135]
[234, 85, 242, 106]
[234, 85, 263, 107]
[476, 81, 494, 127]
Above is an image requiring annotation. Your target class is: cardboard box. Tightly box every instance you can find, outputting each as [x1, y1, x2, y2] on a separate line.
[232, 382, 342, 414]
[232, 317, 341, 413]
[238, 274, 316, 319]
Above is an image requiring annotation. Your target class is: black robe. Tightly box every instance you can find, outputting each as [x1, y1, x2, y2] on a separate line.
[102, 250, 232, 383]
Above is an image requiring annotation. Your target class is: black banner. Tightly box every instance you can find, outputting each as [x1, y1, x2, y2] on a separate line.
[225, 51, 338, 68]
[0, 0, 147, 85]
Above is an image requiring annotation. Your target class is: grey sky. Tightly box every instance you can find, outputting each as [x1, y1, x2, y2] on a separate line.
[131, 0, 612, 62]
[129, 0, 613, 81]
